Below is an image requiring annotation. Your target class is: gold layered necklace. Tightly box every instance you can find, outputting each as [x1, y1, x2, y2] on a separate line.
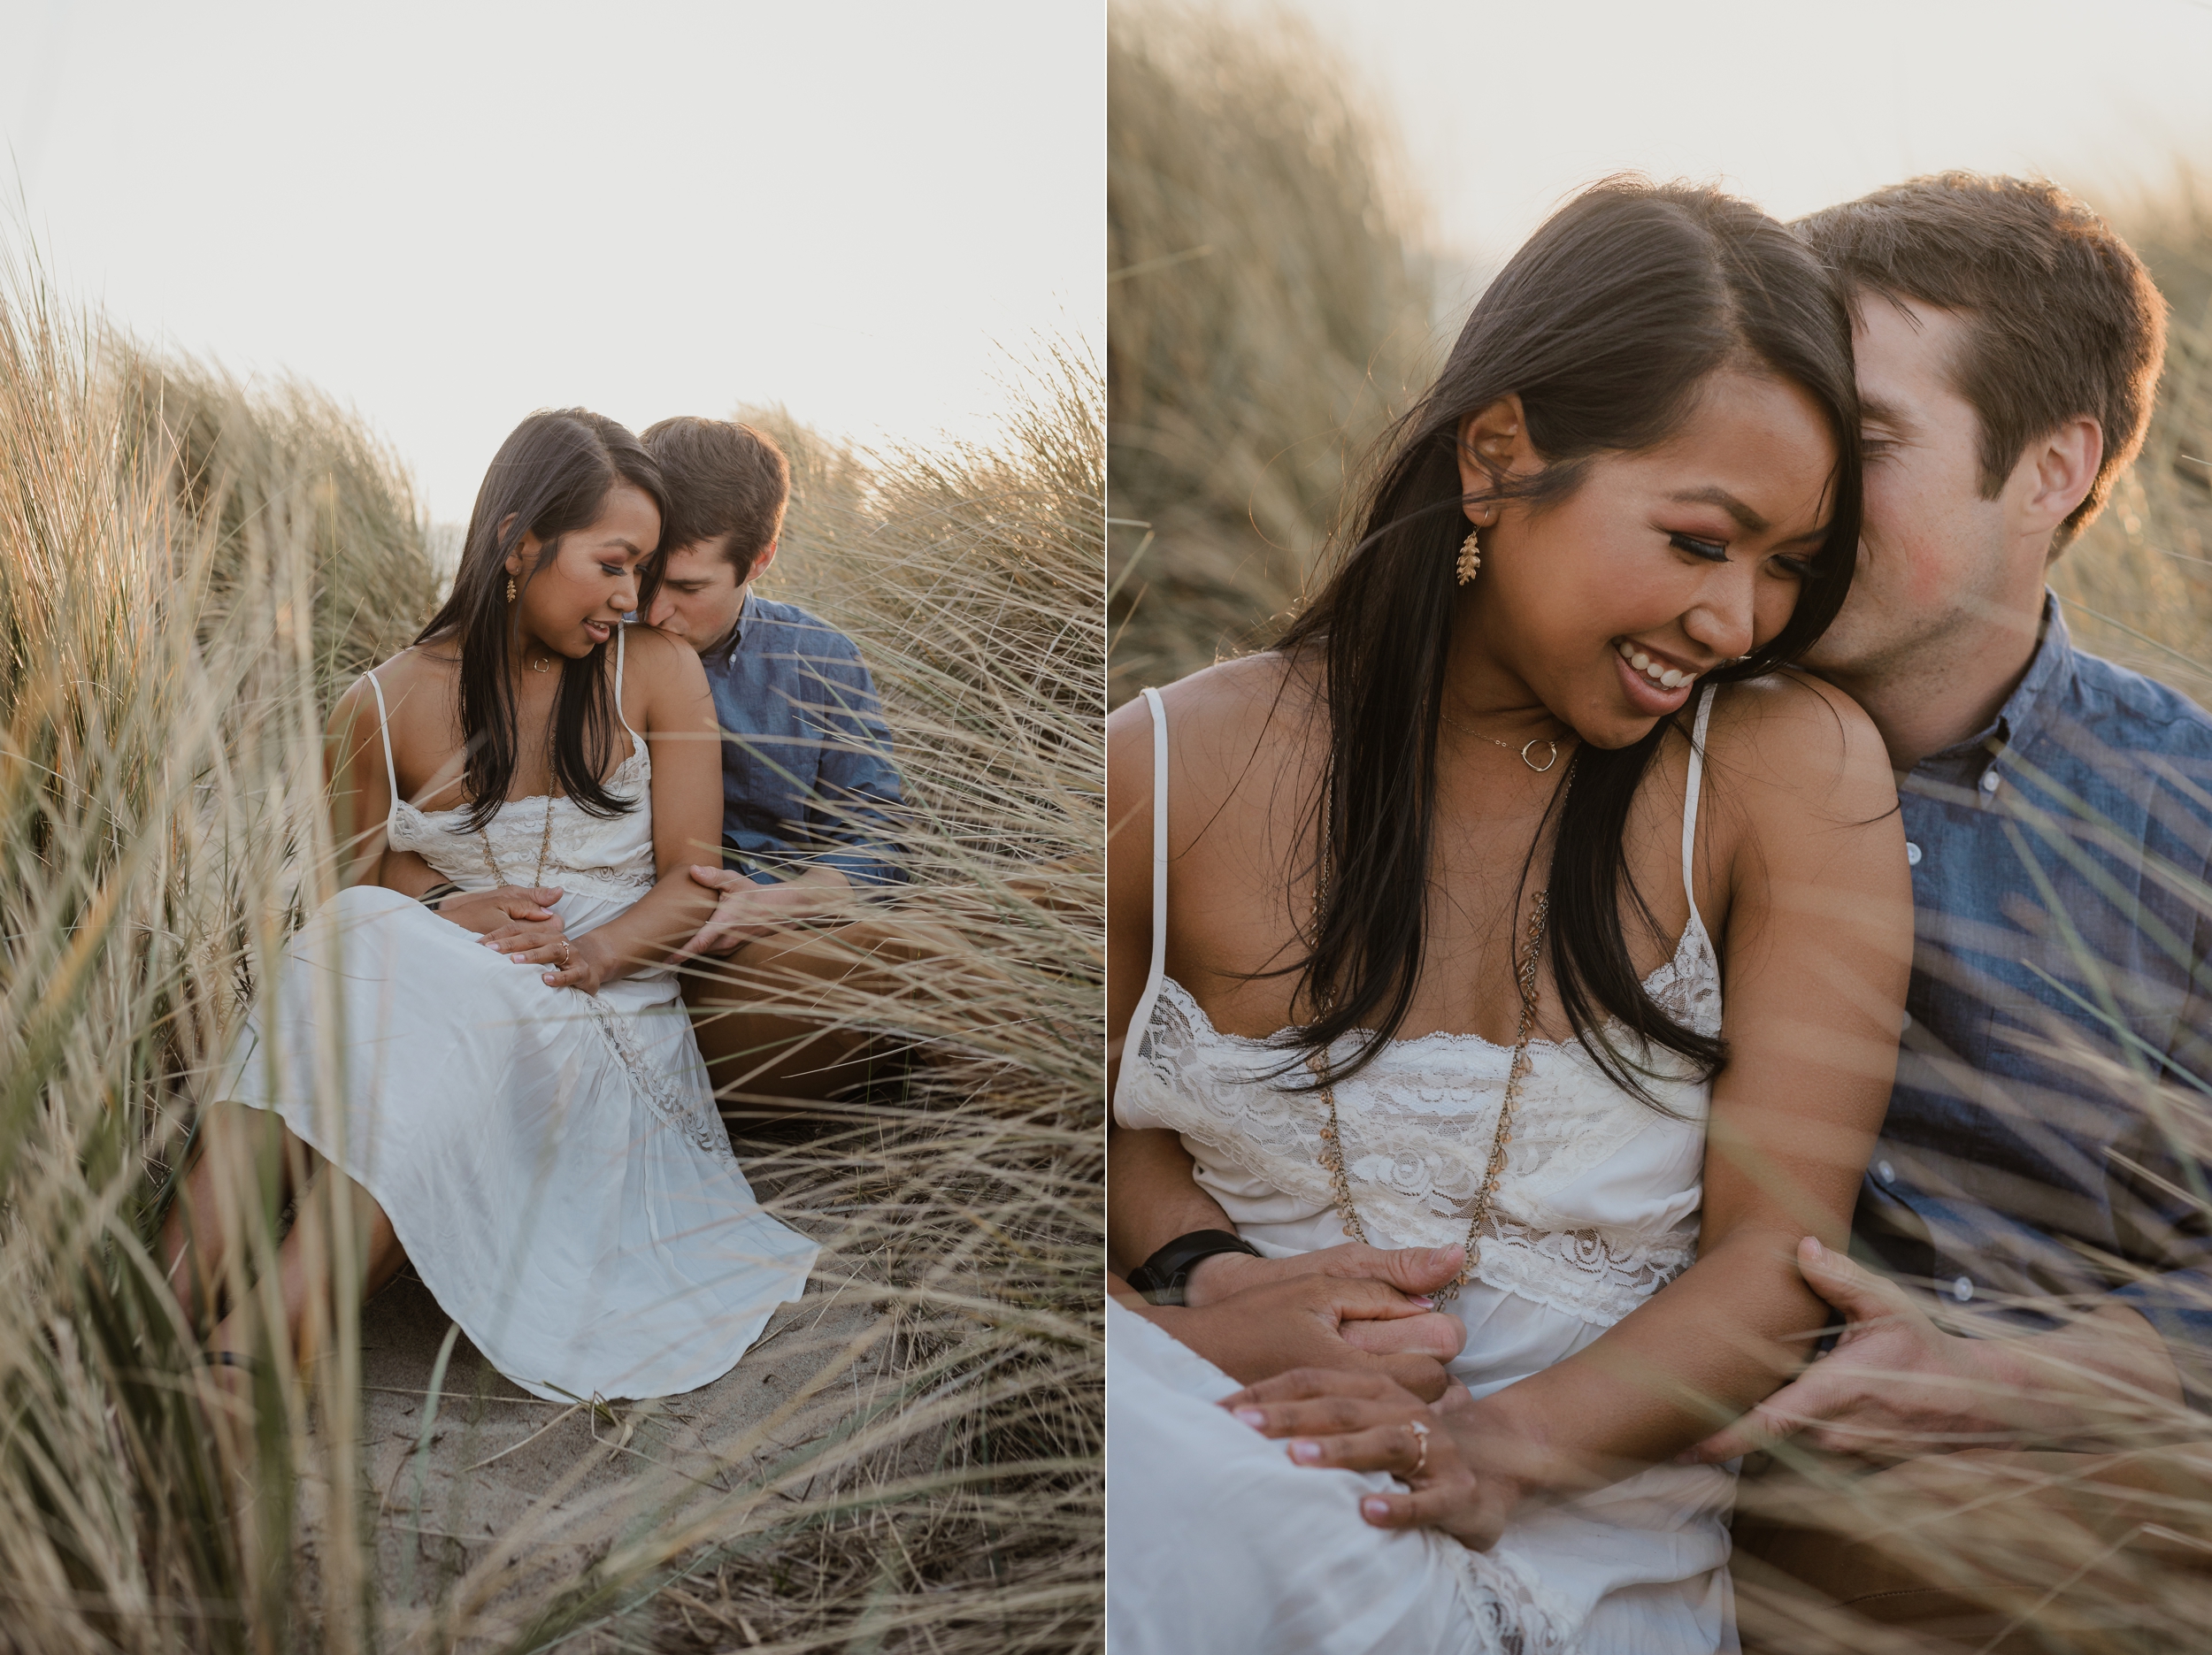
[480, 793, 557, 888]
[1308, 762, 1564, 1303]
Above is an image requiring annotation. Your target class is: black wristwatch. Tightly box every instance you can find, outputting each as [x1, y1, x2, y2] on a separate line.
[1125, 1229, 1263, 1306]
[419, 882, 465, 910]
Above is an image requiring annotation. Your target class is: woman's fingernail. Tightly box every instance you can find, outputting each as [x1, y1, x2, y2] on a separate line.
[1232, 1408, 1265, 1428]
[1430, 1246, 1463, 1268]
[1289, 1440, 1321, 1463]
[1409, 1295, 1435, 1309]
[1361, 1498, 1391, 1521]
[1803, 1237, 1824, 1259]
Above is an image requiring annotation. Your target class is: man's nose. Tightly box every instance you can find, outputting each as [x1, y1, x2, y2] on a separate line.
[641, 587, 668, 628]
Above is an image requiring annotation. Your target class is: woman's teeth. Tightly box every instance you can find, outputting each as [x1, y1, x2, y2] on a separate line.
[1617, 640, 1694, 690]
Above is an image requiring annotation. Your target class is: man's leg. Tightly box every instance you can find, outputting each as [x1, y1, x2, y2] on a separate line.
[681, 913, 982, 1106]
[1733, 1445, 2212, 1653]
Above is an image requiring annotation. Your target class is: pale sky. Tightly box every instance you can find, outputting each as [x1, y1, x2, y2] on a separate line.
[2, 1, 1103, 523]
[1244, 0, 2212, 311]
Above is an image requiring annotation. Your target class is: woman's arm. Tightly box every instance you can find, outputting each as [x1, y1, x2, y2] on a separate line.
[324, 676, 394, 890]
[531, 630, 722, 992]
[1231, 677, 1913, 1533]
[1472, 678, 1909, 1483]
[1106, 686, 1466, 1383]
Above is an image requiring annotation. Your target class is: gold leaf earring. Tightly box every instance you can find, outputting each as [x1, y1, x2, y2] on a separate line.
[506, 575, 518, 601]
[1455, 525, 1483, 586]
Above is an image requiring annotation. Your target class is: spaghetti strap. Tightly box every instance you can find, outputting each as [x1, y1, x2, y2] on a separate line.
[612, 623, 645, 754]
[1118, 687, 1171, 1097]
[364, 667, 401, 833]
[1681, 685, 1716, 939]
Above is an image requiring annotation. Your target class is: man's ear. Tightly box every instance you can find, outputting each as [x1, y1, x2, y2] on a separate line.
[2016, 416, 2102, 546]
[749, 537, 780, 580]
[1455, 395, 1535, 525]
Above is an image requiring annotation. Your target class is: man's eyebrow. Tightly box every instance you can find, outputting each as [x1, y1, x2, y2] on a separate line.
[1666, 486, 1768, 533]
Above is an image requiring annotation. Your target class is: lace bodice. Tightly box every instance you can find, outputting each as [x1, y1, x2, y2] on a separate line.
[1114, 683, 1725, 1330]
[388, 745, 657, 900]
[1117, 931, 1718, 1327]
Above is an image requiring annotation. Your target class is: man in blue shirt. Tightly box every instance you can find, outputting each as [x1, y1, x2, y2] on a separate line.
[1688, 177, 2212, 1641]
[641, 416, 921, 1103]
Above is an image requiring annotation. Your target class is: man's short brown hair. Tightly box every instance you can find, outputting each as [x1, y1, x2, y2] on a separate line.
[640, 416, 791, 578]
[1795, 173, 2167, 552]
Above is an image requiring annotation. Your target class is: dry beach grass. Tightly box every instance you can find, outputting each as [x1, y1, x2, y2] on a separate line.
[1110, 5, 2212, 1651]
[0, 246, 1102, 1653]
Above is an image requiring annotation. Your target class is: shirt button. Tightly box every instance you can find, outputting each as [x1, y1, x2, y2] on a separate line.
[1877, 1160, 1896, 1184]
[1905, 841, 1922, 866]
[1952, 1276, 1974, 1302]
[1979, 770, 2001, 794]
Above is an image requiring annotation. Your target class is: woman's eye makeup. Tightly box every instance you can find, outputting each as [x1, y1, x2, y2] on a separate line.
[1667, 533, 1729, 562]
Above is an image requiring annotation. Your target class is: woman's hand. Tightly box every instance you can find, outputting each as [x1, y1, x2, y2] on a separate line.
[434, 885, 566, 937]
[532, 929, 611, 995]
[1220, 1369, 1526, 1551]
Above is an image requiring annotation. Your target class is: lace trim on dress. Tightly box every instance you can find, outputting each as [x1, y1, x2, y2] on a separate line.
[1122, 923, 1717, 1329]
[1443, 1542, 1581, 1655]
[580, 995, 736, 1161]
[388, 747, 657, 897]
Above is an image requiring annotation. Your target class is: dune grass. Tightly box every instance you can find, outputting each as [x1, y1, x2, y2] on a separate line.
[1108, 6, 2212, 1651]
[0, 242, 1102, 1653]
[1107, 2, 1435, 707]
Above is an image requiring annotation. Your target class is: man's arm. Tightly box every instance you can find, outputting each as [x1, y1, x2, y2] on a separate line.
[798, 648, 906, 889]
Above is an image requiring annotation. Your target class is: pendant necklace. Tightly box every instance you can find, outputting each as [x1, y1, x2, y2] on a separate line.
[1440, 709, 1563, 773]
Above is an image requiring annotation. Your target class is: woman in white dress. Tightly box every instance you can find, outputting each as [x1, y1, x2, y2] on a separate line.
[1106, 181, 1912, 1652]
[163, 408, 817, 1403]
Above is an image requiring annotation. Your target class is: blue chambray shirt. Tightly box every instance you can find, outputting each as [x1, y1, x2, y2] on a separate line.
[1853, 594, 2212, 1399]
[694, 594, 907, 889]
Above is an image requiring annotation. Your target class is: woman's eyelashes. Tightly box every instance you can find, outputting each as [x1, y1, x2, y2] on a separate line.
[1668, 533, 1729, 563]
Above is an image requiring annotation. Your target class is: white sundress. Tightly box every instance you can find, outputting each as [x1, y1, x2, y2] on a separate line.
[215, 625, 818, 1401]
[1110, 684, 1739, 1655]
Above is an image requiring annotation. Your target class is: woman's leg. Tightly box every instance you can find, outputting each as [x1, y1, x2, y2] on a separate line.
[204, 1164, 409, 1369]
[162, 1101, 408, 1361]
[160, 1102, 315, 1334]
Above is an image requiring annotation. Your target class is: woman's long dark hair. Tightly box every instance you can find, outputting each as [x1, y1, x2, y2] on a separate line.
[1276, 179, 1863, 1104]
[415, 409, 672, 831]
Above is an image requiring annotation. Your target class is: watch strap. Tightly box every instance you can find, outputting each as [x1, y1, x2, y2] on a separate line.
[1125, 1229, 1262, 1306]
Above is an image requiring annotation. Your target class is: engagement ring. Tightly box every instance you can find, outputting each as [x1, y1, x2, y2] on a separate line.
[1404, 1420, 1431, 1478]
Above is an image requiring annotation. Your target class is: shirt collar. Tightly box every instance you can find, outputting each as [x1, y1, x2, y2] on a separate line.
[710, 589, 754, 667]
[1915, 589, 2074, 780]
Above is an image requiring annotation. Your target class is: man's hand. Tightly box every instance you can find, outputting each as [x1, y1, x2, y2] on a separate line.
[674, 864, 852, 960]
[1133, 1270, 1465, 1401]
[1686, 1238, 2189, 1464]
[1686, 1237, 2015, 1463]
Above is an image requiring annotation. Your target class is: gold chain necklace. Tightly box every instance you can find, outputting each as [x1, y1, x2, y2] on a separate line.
[1308, 758, 1565, 1303]
[480, 793, 557, 889]
[1440, 709, 1562, 773]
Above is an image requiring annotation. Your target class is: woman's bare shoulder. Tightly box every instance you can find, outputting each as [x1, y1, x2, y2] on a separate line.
[1703, 669, 1897, 822]
[623, 623, 710, 696]
[1108, 652, 1317, 764]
